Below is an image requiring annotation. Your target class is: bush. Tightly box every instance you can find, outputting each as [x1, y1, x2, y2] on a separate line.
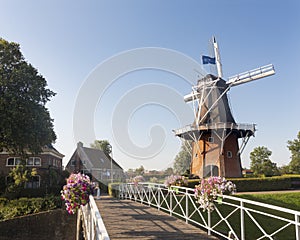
[108, 183, 121, 197]
[0, 195, 62, 221]
[229, 176, 299, 192]
[187, 179, 201, 189]
[187, 176, 300, 192]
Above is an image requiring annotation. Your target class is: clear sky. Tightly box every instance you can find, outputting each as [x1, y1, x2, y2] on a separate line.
[1, 0, 299, 170]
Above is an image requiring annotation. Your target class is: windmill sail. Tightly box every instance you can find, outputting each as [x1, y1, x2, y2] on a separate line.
[227, 64, 275, 87]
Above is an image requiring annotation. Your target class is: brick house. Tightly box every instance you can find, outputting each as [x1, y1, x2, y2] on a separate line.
[65, 142, 125, 186]
[0, 145, 64, 189]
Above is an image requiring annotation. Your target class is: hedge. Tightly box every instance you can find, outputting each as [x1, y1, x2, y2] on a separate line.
[186, 176, 300, 192]
[0, 195, 62, 221]
[108, 183, 121, 197]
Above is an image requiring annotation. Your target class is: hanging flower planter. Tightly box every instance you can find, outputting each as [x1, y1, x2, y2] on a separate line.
[194, 176, 236, 212]
[61, 173, 96, 214]
[164, 175, 188, 188]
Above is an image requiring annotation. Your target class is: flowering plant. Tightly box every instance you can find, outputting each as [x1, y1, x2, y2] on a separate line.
[194, 176, 236, 212]
[131, 175, 145, 185]
[61, 173, 95, 214]
[164, 175, 188, 188]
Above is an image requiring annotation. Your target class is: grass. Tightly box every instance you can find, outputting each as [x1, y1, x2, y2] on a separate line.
[237, 192, 300, 211]
[144, 190, 300, 240]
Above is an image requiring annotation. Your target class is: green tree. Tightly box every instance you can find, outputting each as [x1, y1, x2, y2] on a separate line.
[90, 140, 112, 157]
[250, 146, 279, 176]
[134, 165, 145, 176]
[287, 131, 300, 174]
[7, 164, 37, 192]
[0, 38, 56, 155]
[0, 38, 56, 193]
[173, 141, 192, 175]
[164, 167, 174, 175]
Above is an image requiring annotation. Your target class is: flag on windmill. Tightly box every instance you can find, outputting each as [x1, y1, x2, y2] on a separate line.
[202, 55, 216, 65]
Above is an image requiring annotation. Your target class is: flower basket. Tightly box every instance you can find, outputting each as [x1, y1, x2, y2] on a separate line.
[194, 176, 236, 212]
[164, 175, 188, 195]
[61, 173, 95, 214]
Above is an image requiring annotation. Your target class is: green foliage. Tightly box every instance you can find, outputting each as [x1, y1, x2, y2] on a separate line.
[7, 164, 37, 192]
[238, 192, 300, 211]
[0, 38, 56, 155]
[90, 140, 112, 157]
[287, 131, 300, 173]
[173, 141, 192, 174]
[134, 165, 145, 176]
[250, 146, 279, 176]
[229, 176, 300, 192]
[108, 183, 121, 197]
[187, 179, 201, 189]
[0, 195, 61, 221]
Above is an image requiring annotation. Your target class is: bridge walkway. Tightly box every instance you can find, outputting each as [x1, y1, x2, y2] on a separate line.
[95, 195, 218, 240]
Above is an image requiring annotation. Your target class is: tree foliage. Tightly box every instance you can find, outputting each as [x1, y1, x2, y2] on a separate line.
[173, 141, 192, 175]
[250, 146, 279, 177]
[7, 164, 37, 192]
[0, 38, 56, 155]
[287, 131, 300, 174]
[90, 140, 112, 157]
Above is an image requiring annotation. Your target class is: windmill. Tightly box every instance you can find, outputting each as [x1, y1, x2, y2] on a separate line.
[173, 37, 275, 178]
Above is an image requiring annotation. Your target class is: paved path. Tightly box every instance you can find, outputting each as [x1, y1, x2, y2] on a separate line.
[96, 195, 218, 240]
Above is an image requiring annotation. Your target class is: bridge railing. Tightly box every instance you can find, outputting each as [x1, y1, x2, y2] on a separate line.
[119, 182, 300, 240]
[80, 195, 110, 240]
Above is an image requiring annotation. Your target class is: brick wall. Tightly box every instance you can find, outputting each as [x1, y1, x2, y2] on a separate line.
[0, 209, 76, 240]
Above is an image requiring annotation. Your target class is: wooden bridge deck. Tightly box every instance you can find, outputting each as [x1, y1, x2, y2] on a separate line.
[96, 195, 218, 240]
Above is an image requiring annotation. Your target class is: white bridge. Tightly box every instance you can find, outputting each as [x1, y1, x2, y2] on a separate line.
[79, 183, 300, 240]
[119, 183, 300, 240]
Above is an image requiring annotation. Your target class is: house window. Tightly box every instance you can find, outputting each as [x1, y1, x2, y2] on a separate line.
[208, 137, 214, 143]
[27, 158, 34, 166]
[6, 157, 21, 166]
[227, 151, 233, 158]
[7, 158, 15, 166]
[25, 176, 40, 189]
[27, 157, 41, 166]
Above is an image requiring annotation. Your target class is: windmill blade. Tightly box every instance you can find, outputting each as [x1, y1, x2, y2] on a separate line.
[226, 64, 275, 87]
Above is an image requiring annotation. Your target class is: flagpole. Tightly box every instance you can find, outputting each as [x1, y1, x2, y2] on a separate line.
[212, 36, 223, 78]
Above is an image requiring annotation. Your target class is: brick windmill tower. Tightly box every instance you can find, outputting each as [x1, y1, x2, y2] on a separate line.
[174, 37, 275, 178]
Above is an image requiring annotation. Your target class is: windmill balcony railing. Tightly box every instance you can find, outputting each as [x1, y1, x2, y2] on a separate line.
[173, 122, 256, 136]
[119, 182, 300, 240]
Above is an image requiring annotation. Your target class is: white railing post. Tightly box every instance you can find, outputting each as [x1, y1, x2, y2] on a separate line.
[208, 210, 211, 235]
[89, 207, 93, 240]
[185, 188, 189, 224]
[295, 214, 300, 240]
[149, 185, 151, 206]
[170, 190, 173, 216]
[158, 186, 160, 211]
[240, 201, 245, 240]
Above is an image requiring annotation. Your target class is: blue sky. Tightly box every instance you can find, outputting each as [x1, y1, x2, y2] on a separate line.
[1, 0, 299, 170]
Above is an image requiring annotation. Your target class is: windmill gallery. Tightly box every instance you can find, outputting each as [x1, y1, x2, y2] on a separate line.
[173, 37, 275, 178]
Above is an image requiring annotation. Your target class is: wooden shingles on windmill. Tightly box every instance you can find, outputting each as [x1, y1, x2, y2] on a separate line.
[173, 37, 275, 178]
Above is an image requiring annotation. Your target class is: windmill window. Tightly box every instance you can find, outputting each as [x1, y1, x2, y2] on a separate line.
[71, 159, 76, 166]
[208, 137, 214, 143]
[195, 153, 198, 157]
[227, 151, 233, 158]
